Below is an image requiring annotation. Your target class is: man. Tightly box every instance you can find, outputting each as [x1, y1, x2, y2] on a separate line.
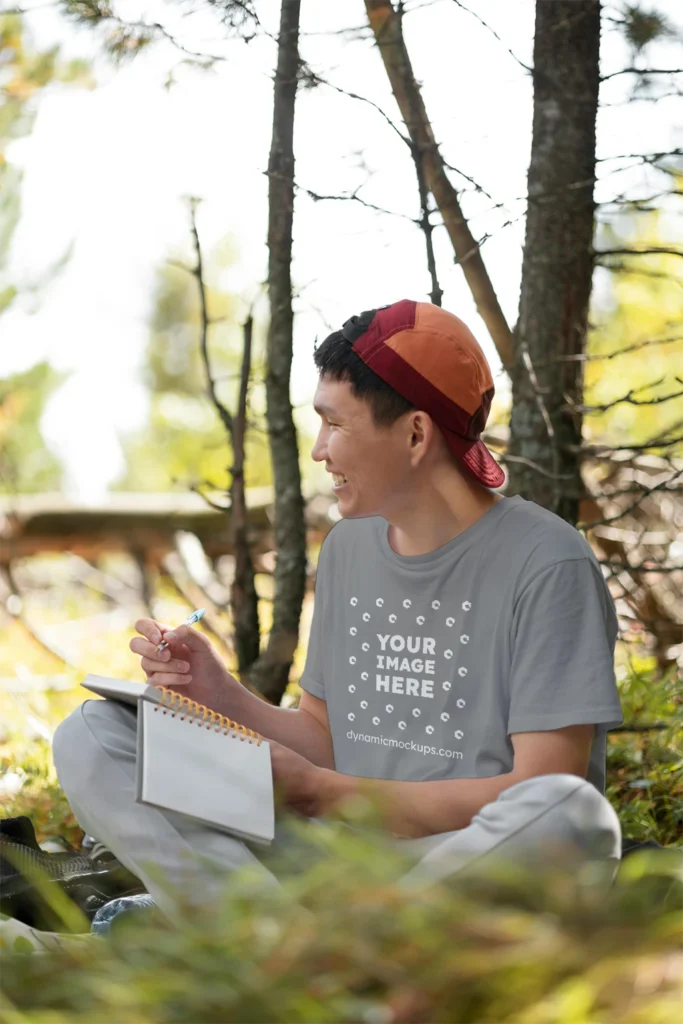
[53, 300, 623, 907]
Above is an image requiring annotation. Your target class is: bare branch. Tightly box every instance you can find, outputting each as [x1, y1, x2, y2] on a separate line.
[186, 198, 234, 439]
[411, 139, 443, 305]
[233, 310, 253, 486]
[304, 70, 408, 144]
[597, 263, 683, 288]
[519, 351, 553, 437]
[596, 147, 683, 163]
[365, 0, 515, 371]
[576, 432, 683, 456]
[596, 246, 683, 261]
[440, 161, 499, 208]
[608, 722, 669, 732]
[601, 67, 683, 82]
[298, 182, 417, 222]
[551, 331, 683, 362]
[598, 189, 683, 210]
[587, 483, 683, 500]
[498, 453, 574, 481]
[601, 88, 683, 106]
[449, 0, 532, 74]
[579, 466, 683, 529]
[598, 563, 683, 575]
[188, 483, 231, 513]
[572, 378, 683, 414]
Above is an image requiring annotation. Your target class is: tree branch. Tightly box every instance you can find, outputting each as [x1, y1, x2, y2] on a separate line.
[186, 198, 234, 439]
[550, 332, 683, 362]
[608, 722, 669, 733]
[408, 132, 443, 305]
[571, 378, 683, 414]
[298, 182, 416, 222]
[364, 0, 515, 371]
[598, 563, 683, 575]
[601, 67, 683, 82]
[448, 0, 533, 74]
[596, 147, 683, 164]
[578, 466, 683, 529]
[302, 70, 408, 144]
[498, 453, 575, 481]
[596, 246, 683, 260]
[576, 432, 683, 456]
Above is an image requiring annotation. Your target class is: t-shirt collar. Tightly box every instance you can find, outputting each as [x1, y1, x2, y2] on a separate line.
[374, 495, 525, 571]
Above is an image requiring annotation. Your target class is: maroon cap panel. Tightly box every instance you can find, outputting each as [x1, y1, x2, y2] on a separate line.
[354, 338, 475, 439]
[355, 299, 418, 360]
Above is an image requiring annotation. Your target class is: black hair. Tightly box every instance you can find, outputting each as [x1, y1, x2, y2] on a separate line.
[313, 309, 415, 429]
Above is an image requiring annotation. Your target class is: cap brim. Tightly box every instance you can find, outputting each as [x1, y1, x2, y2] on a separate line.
[442, 431, 506, 489]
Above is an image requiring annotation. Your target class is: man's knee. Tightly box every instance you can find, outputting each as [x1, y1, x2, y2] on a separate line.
[503, 773, 621, 861]
[53, 699, 137, 798]
[53, 703, 90, 779]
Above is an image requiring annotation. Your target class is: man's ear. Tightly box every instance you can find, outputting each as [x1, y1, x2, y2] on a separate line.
[407, 411, 434, 465]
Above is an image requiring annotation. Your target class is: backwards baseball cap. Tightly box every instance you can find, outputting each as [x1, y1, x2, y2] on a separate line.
[341, 299, 505, 489]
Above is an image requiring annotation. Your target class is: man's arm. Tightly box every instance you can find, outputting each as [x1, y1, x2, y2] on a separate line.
[309, 725, 594, 838]
[226, 687, 335, 769]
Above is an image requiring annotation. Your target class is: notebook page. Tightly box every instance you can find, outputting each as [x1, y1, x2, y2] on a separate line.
[137, 700, 274, 845]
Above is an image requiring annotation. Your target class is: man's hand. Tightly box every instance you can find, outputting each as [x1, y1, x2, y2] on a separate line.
[130, 618, 240, 715]
[270, 740, 331, 818]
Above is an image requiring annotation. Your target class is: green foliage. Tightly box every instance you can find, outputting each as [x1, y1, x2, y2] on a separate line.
[587, 206, 683, 451]
[606, 665, 683, 845]
[115, 250, 274, 494]
[0, 13, 93, 301]
[620, 4, 680, 55]
[0, 362, 67, 493]
[0, 741, 82, 850]
[0, 830, 681, 1023]
[1, 646, 681, 1021]
[0, 12, 93, 495]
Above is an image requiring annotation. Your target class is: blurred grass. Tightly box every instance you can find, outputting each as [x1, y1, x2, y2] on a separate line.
[0, 825, 681, 1023]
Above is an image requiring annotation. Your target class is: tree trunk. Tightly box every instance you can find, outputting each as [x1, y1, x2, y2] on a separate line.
[506, 1, 601, 523]
[230, 314, 261, 673]
[364, 0, 514, 370]
[245, 0, 307, 705]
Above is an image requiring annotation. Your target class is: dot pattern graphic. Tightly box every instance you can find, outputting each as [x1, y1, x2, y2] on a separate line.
[343, 593, 472, 756]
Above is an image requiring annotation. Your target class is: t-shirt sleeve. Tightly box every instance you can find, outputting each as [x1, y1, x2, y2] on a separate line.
[508, 557, 623, 734]
[298, 536, 330, 701]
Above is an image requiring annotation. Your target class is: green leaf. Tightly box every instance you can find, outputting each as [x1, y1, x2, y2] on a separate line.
[12, 935, 36, 955]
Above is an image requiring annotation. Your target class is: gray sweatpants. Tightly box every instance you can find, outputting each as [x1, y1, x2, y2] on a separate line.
[53, 700, 622, 911]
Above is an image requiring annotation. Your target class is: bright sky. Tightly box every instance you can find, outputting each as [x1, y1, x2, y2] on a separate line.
[3, 0, 682, 501]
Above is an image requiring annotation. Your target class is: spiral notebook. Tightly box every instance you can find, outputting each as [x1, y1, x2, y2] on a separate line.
[81, 675, 274, 845]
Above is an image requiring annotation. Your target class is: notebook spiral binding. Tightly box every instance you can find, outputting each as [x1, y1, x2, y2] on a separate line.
[153, 685, 263, 745]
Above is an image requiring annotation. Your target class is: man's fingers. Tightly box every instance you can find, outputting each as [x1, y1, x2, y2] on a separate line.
[146, 672, 192, 688]
[130, 637, 168, 660]
[134, 618, 173, 646]
[161, 624, 212, 652]
[141, 656, 190, 676]
[130, 637, 192, 660]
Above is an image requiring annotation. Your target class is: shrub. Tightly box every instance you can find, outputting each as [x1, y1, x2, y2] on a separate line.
[1, 826, 681, 1024]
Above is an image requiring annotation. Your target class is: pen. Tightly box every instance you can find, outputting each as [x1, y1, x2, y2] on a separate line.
[155, 608, 206, 653]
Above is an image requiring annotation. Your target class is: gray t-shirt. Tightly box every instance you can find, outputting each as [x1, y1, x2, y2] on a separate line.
[299, 496, 623, 793]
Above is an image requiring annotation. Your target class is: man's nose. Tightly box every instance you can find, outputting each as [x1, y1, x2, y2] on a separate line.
[311, 431, 326, 462]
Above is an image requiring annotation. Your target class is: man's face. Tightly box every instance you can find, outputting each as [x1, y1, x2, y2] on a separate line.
[311, 377, 419, 520]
